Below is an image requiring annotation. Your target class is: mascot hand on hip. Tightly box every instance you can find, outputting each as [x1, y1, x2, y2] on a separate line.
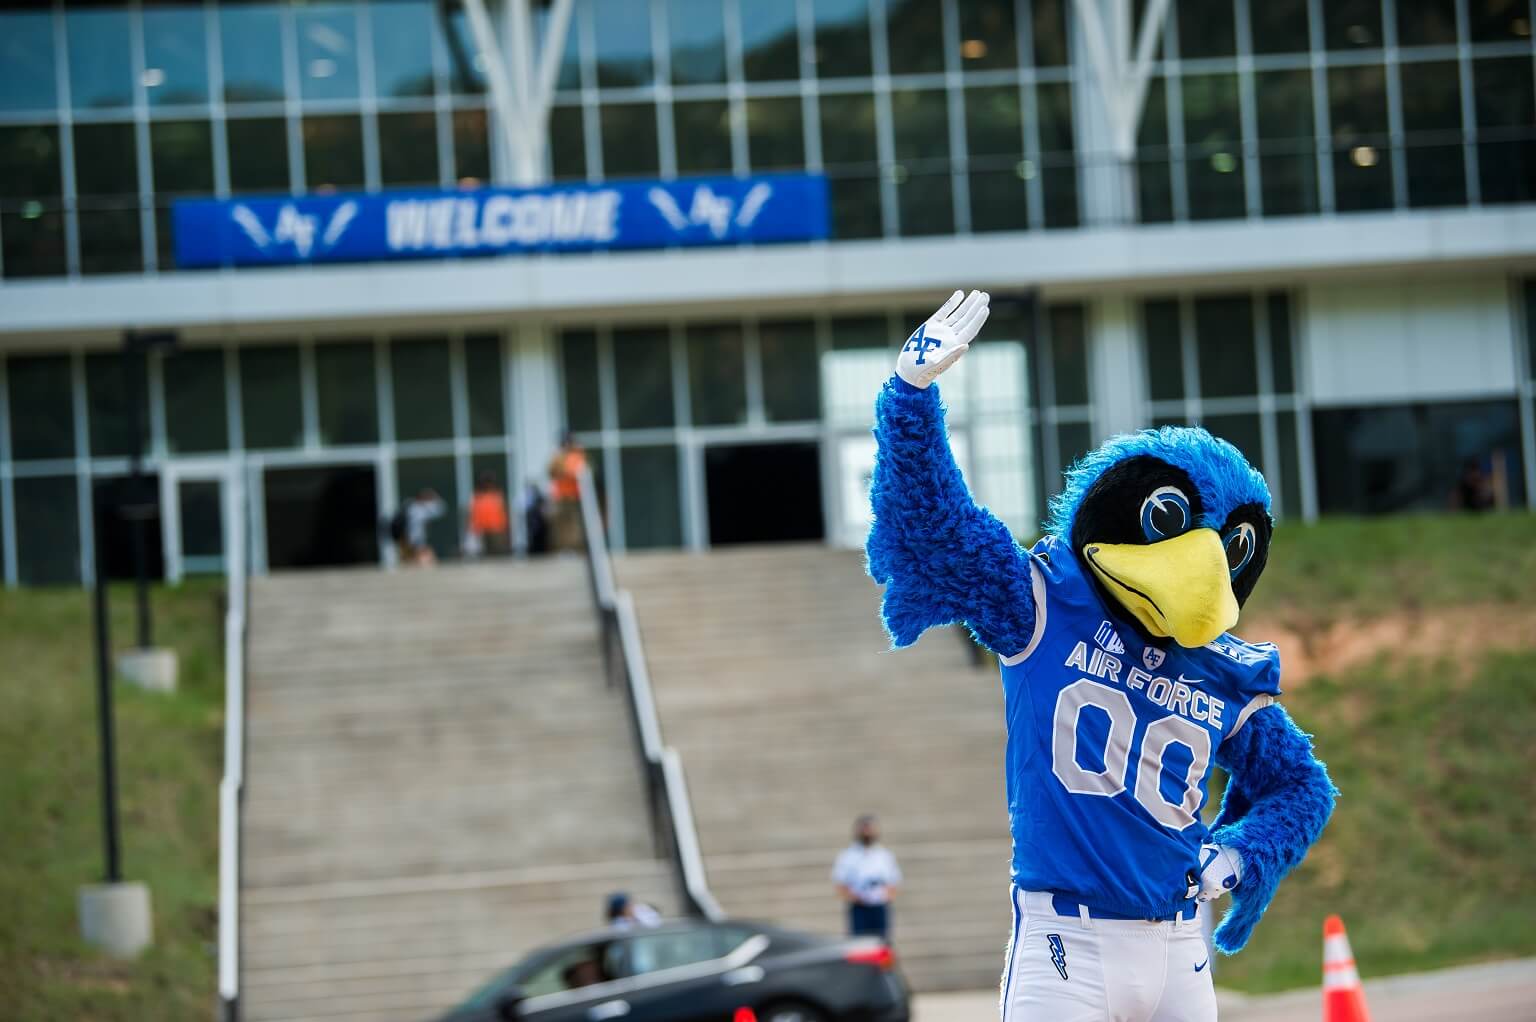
[868, 290, 1336, 1022]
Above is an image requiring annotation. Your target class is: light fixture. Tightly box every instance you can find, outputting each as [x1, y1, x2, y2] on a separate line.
[1015, 159, 1037, 180]
[1346, 24, 1372, 45]
[309, 58, 337, 79]
[1210, 151, 1236, 173]
[1350, 144, 1377, 168]
[141, 67, 165, 88]
[21, 200, 43, 220]
[961, 39, 988, 60]
[1513, 17, 1530, 37]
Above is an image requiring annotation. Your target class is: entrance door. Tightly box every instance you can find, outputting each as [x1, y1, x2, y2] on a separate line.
[704, 442, 824, 546]
[161, 462, 245, 583]
[263, 464, 380, 569]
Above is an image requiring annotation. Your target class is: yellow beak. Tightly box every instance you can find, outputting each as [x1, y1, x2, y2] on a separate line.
[1082, 528, 1240, 649]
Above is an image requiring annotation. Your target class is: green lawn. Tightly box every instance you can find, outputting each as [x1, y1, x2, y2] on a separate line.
[0, 581, 225, 1021]
[1213, 648, 1536, 992]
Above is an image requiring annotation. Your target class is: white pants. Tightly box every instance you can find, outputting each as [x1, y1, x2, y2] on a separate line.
[1000, 888, 1217, 1022]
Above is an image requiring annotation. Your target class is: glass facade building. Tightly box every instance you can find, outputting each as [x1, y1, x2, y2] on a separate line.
[1, 0, 1534, 585]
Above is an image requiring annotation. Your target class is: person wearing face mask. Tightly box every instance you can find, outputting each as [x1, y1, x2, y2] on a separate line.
[832, 814, 902, 940]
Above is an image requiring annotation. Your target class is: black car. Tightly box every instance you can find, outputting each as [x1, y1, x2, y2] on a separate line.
[436, 918, 909, 1022]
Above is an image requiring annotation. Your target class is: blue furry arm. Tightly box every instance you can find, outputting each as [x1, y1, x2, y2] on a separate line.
[1209, 705, 1337, 954]
[866, 377, 1035, 654]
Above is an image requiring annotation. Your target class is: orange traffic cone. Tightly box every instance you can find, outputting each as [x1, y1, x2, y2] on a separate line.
[1322, 914, 1371, 1022]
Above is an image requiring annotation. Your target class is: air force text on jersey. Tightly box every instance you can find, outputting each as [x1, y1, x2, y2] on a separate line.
[1061, 638, 1227, 729]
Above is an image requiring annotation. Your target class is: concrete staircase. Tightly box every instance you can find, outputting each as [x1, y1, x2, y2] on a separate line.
[241, 560, 673, 1022]
[616, 545, 1011, 993]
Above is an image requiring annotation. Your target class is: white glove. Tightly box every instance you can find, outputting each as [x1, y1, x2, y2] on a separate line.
[895, 289, 990, 389]
[1188, 843, 1243, 903]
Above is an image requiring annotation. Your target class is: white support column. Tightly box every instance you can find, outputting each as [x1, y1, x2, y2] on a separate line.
[509, 321, 563, 507]
[462, 0, 575, 185]
[1087, 294, 1147, 441]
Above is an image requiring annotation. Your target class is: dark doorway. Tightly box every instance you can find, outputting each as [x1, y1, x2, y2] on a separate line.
[264, 464, 380, 569]
[92, 474, 165, 581]
[705, 442, 824, 545]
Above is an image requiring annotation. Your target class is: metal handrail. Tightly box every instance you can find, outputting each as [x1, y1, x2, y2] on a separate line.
[575, 465, 724, 922]
[217, 475, 248, 1022]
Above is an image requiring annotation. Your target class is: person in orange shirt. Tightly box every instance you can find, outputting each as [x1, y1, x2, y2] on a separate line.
[547, 432, 588, 553]
[466, 471, 510, 557]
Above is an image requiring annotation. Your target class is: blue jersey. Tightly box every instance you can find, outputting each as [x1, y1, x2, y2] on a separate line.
[1000, 535, 1282, 918]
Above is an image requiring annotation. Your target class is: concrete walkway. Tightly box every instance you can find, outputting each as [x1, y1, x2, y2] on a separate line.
[914, 958, 1536, 1021]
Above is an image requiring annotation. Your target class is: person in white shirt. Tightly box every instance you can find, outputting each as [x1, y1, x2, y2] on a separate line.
[831, 814, 902, 940]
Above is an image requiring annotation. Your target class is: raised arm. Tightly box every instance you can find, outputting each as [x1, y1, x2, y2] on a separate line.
[1208, 704, 1337, 953]
[866, 291, 1037, 656]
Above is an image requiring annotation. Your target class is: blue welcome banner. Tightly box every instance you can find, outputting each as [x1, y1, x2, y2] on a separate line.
[172, 173, 829, 269]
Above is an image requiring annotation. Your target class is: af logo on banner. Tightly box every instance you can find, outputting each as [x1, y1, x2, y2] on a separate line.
[172, 173, 829, 269]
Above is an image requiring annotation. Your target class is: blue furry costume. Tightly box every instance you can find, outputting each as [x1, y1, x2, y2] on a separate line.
[867, 375, 1336, 956]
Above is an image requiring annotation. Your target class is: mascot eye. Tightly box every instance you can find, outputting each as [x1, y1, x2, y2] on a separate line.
[1140, 486, 1191, 542]
[1225, 522, 1257, 576]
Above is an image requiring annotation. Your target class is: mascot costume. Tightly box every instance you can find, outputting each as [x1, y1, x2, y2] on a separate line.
[867, 290, 1336, 1021]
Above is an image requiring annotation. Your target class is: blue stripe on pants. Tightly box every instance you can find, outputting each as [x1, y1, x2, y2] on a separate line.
[1000, 886, 1022, 1019]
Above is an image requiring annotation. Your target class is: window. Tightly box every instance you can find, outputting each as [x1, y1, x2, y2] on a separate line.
[966, 85, 1029, 232]
[1036, 83, 1079, 228]
[673, 101, 734, 175]
[143, 5, 210, 107]
[1399, 61, 1465, 208]
[1256, 70, 1318, 216]
[151, 121, 215, 196]
[0, 10, 58, 113]
[1328, 66, 1394, 212]
[222, 4, 287, 102]
[1324, 0, 1382, 50]
[1201, 413, 1263, 469]
[303, 115, 365, 191]
[1, 125, 64, 202]
[958, 0, 1018, 70]
[740, 0, 800, 81]
[1033, 0, 1070, 66]
[1249, 0, 1312, 53]
[240, 344, 305, 449]
[164, 348, 229, 454]
[371, 0, 438, 98]
[1178, 0, 1234, 58]
[669, 0, 727, 84]
[760, 319, 820, 422]
[1267, 294, 1294, 394]
[296, 6, 361, 102]
[1182, 74, 1245, 221]
[465, 334, 506, 437]
[316, 341, 378, 446]
[74, 122, 142, 276]
[593, 0, 653, 87]
[609, 928, 724, 977]
[600, 103, 660, 179]
[621, 445, 682, 548]
[84, 353, 149, 458]
[379, 112, 441, 187]
[228, 119, 291, 193]
[455, 109, 493, 184]
[7, 355, 75, 460]
[687, 323, 747, 426]
[1050, 307, 1090, 407]
[1194, 296, 1258, 398]
[812, 0, 872, 79]
[14, 475, 80, 585]
[885, 0, 944, 75]
[1469, 0, 1532, 41]
[891, 89, 952, 235]
[746, 97, 805, 171]
[560, 330, 602, 432]
[1472, 57, 1536, 205]
[68, 8, 134, 110]
[1136, 78, 1174, 224]
[820, 92, 881, 238]
[1397, 0, 1458, 46]
[391, 337, 453, 441]
[614, 328, 675, 429]
[1142, 299, 1184, 403]
[1313, 400, 1525, 513]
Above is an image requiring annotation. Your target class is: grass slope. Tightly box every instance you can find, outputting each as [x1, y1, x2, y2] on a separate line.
[1213, 649, 1536, 992]
[0, 581, 224, 1021]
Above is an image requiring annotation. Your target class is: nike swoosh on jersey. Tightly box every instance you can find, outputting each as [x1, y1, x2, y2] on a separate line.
[1195, 959, 1209, 973]
[1177, 673, 1205, 686]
